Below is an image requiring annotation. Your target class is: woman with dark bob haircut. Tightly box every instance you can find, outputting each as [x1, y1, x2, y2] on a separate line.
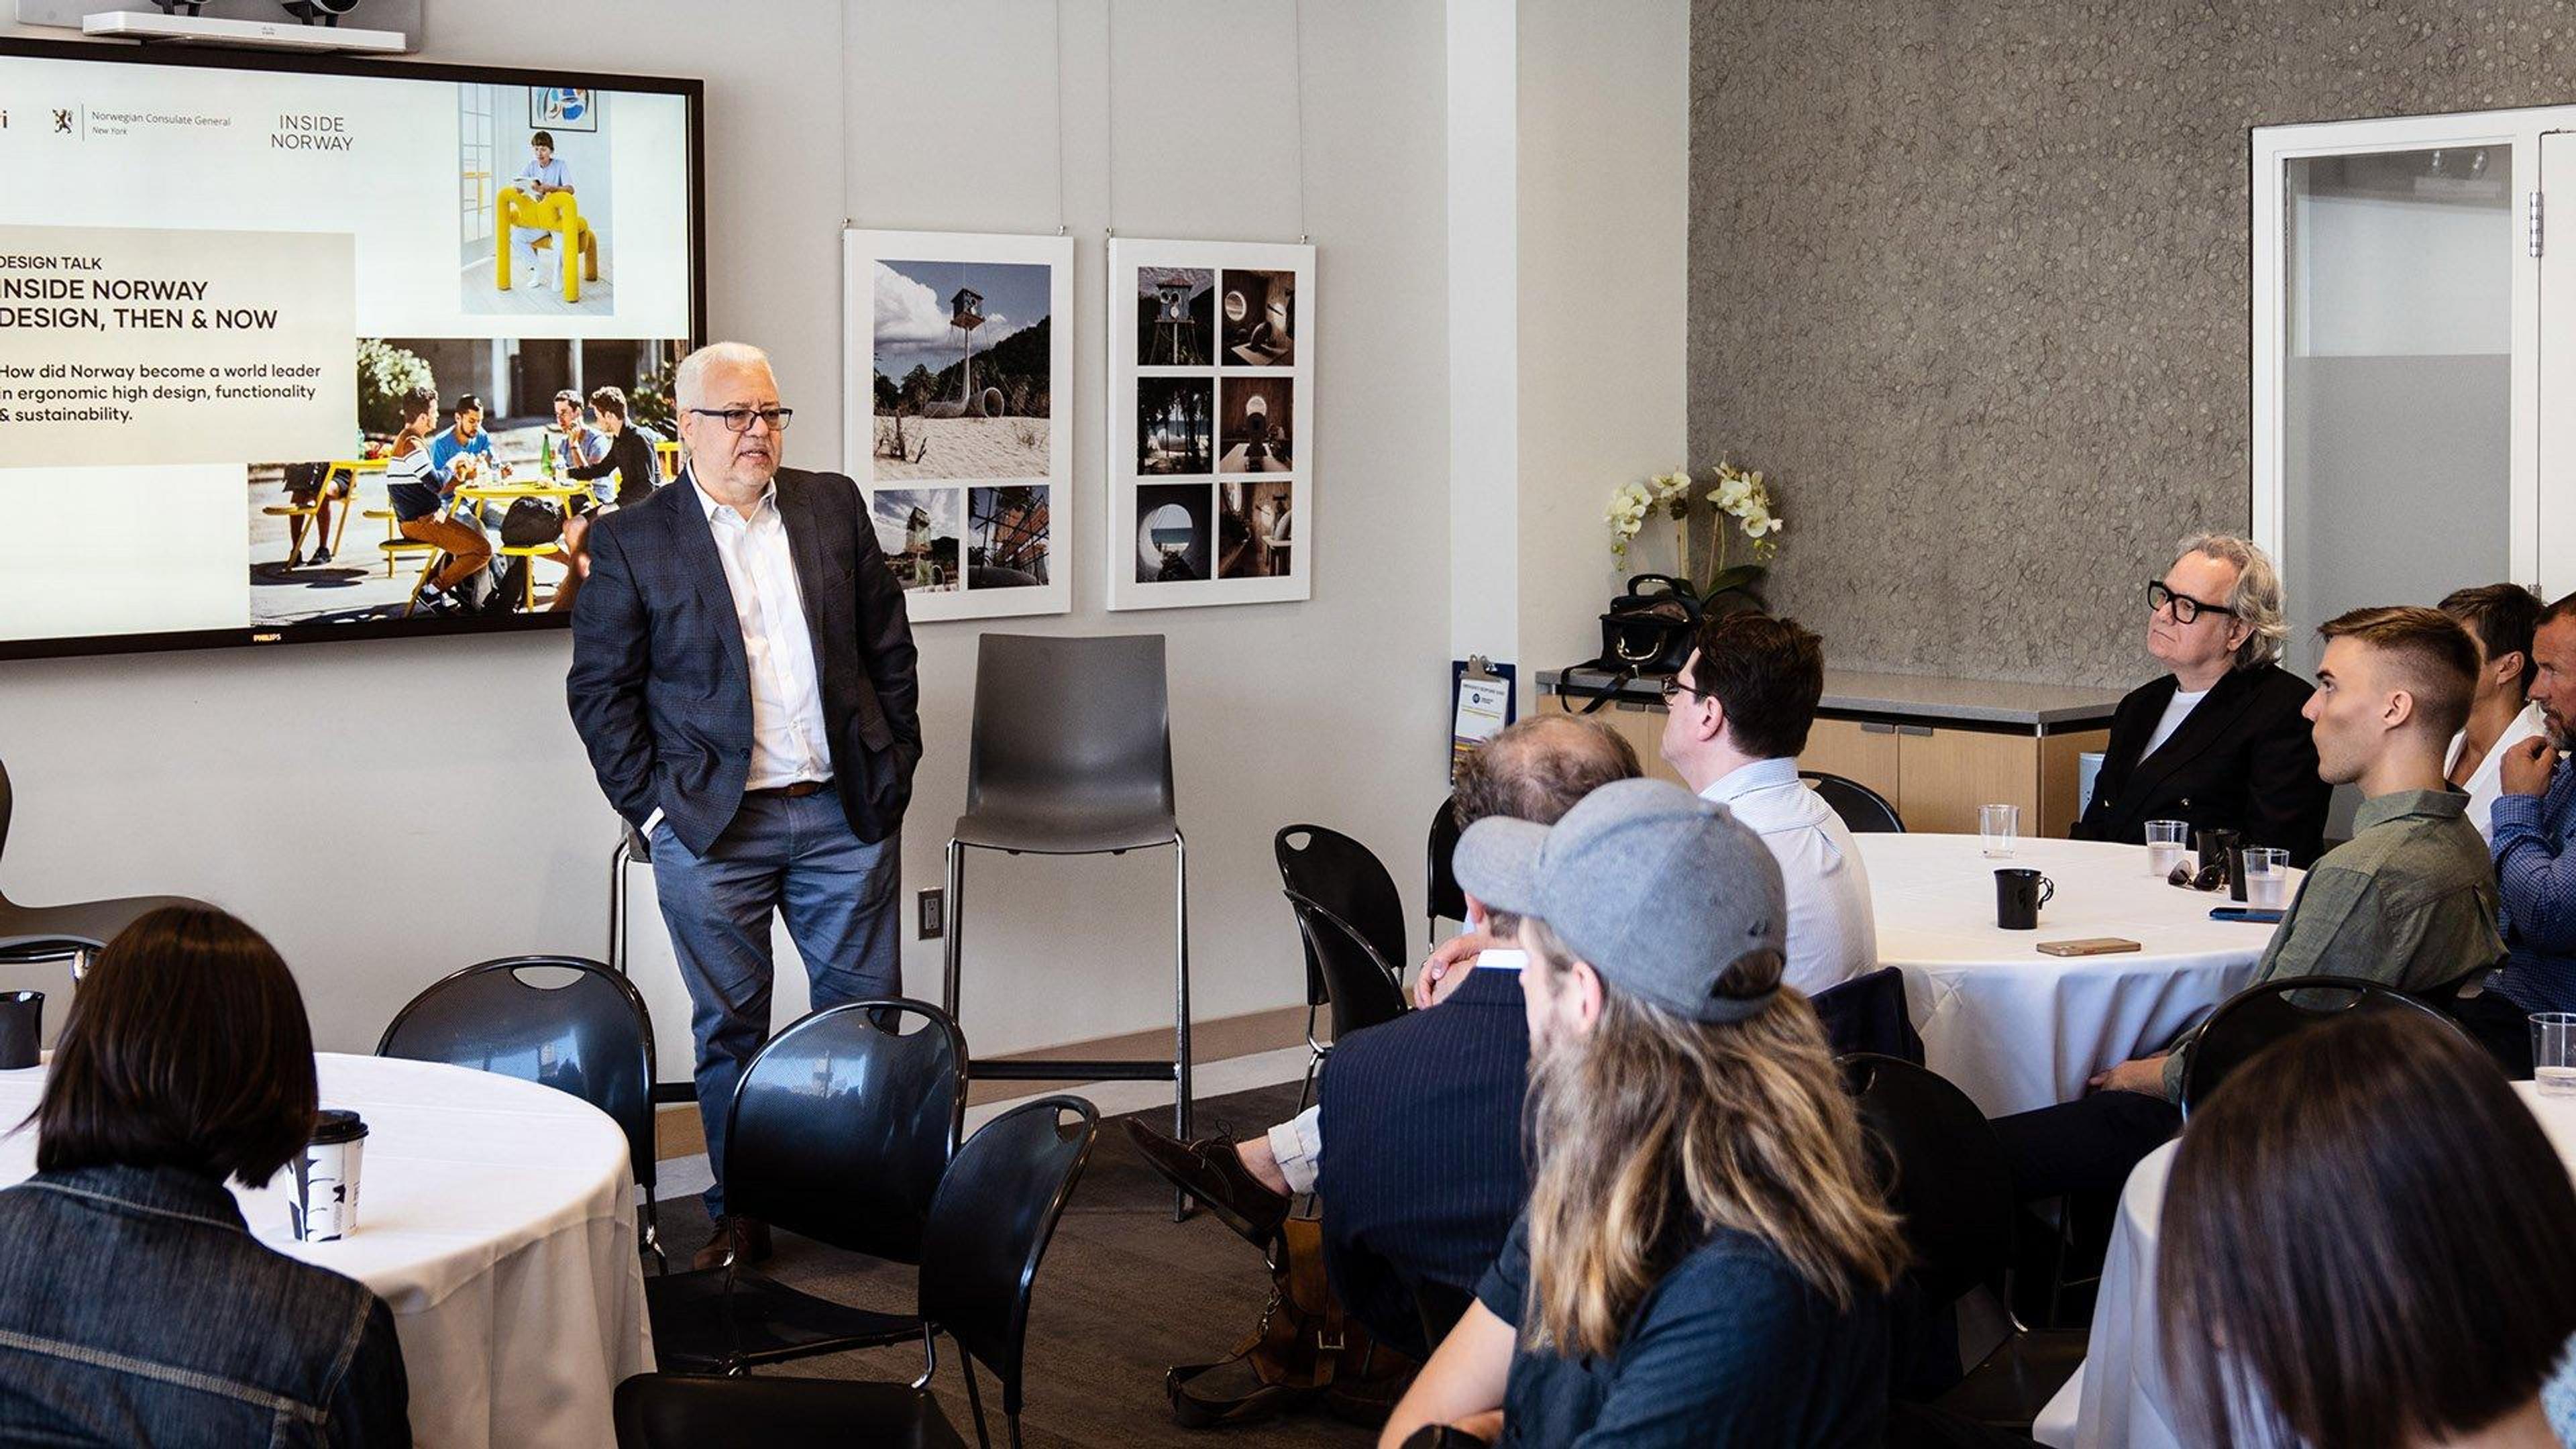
[0, 905, 409, 1445]
[2159, 1010, 2576, 1449]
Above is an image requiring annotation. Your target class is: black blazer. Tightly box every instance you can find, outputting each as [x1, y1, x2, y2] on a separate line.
[2072, 661, 2328, 867]
[566, 466, 921, 856]
[1316, 967, 1529, 1360]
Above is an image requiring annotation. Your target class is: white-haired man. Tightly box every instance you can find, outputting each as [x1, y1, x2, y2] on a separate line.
[568, 341, 922, 1269]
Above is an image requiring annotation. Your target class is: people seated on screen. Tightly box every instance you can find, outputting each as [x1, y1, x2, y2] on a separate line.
[1379, 779, 1905, 1448]
[1994, 604, 2500, 1205]
[2478, 592, 2576, 1033]
[2072, 531, 2329, 865]
[278, 460, 353, 571]
[427, 392, 498, 493]
[565, 386, 659, 511]
[2438, 583, 2546, 841]
[552, 388, 608, 478]
[383, 384, 492, 615]
[508, 130, 576, 288]
[2158, 1010, 2576, 1449]
[0, 906, 409, 1444]
[1123, 714, 1640, 1357]
[1658, 610, 1876, 996]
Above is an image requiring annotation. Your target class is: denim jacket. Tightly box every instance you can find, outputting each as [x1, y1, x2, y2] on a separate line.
[0, 1162, 409, 1446]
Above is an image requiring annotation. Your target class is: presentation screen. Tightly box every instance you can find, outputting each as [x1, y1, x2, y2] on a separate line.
[0, 40, 703, 659]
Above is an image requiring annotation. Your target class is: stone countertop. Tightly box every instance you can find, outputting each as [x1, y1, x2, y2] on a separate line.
[1540, 666, 2126, 729]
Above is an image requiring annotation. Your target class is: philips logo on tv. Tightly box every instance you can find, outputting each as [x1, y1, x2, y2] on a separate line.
[272, 113, 352, 152]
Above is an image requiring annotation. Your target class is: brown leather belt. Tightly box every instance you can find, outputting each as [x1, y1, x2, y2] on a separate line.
[747, 780, 830, 800]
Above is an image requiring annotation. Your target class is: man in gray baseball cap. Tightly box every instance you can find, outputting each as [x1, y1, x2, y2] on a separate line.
[1452, 775, 1788, 1044]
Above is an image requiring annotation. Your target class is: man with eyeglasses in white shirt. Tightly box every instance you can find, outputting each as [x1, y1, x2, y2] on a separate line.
[568, 341, 921, 1272]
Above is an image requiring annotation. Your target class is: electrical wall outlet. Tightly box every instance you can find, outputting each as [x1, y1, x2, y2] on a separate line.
[917, 888, 944, 940]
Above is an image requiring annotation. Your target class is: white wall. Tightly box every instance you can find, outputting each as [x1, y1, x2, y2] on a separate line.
[1514, 0, 1689, 692]
[0, 0, 1453, 1063]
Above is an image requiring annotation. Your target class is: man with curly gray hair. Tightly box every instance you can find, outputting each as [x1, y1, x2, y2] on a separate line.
[2074, 531, 2330, 865]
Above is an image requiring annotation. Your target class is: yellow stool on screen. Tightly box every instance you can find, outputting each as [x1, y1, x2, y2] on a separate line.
[496, 187, 597, 304]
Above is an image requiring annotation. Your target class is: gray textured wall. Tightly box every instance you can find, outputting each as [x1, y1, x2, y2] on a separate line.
[1687, 0, 2576, 687]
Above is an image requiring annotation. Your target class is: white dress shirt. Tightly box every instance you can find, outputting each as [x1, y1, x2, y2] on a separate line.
[1699, 757, 1879, 995]
[2446, 699, 2548, 841]
[694, 472, 831, 792]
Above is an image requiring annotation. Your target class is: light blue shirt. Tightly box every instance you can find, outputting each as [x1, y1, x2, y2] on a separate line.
[516, 156, 571, 191]
[1698, 757, 1879, 995]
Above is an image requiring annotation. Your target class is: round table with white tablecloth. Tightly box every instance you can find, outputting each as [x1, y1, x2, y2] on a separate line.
[2035, 1082, 2576, 1448]
[1854, 835, 2290, 1118]
[0, 1052, 653, 1449]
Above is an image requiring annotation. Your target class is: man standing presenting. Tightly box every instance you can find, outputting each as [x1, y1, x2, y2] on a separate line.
[568, 341, 920, 1269]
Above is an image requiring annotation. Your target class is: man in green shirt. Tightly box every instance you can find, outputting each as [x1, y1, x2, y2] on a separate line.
[1994, 605, 2498, 1203]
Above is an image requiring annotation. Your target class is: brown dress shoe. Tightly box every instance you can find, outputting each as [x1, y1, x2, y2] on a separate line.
[691, 1214, 775, 1272]
[1120, 1120, 1289, 1247]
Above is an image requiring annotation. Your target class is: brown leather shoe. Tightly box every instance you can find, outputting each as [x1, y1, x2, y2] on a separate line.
[1120, 1120, 1289, 1248]
[691, 1214, 775, 1272]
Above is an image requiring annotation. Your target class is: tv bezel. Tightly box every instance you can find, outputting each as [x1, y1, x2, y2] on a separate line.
[0, 36, 708, 663]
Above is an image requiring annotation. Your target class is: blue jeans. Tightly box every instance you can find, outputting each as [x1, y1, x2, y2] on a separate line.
[650, 789, 901, 1217]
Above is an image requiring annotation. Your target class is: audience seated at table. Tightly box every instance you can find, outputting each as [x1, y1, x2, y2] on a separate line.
[2072, 532, 2330, 866]
[2480, 590, 2576, 1028]
[2438, 582, 2546, 840]
[1657, 610, 1876, 995]
[382, 384, 492, 616]
[0, 906, 409, 1446]
[1995, 605, 2502, 1205]
[2157, 1010, 2576, 1449]
[1379, 779, 1905, 1448]
[1125, 713, 1639, 1358]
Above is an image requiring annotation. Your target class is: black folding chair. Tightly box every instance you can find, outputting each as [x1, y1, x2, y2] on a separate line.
[644, 999, 967, 1377]
[377, 955, 665, 1270]
[1800, 769, 1905, 833]
[614, 1095, 1100, 1449]
[1846, 1053, 2084, 1434]
[2178, 973, 2463, 1119]
[1426, 794, 1467, 947]
[0, 757, 208, 997]
[1275, 825, 1411, 1108]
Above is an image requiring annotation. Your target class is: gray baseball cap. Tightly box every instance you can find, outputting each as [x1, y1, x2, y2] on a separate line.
[1453, 776, 1786, 1023]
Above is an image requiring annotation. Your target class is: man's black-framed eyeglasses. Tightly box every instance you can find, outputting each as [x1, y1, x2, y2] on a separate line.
[1658, 674, 1706, 702]
[2148, 580, 2235, 625]
[687, 406, 795, 434]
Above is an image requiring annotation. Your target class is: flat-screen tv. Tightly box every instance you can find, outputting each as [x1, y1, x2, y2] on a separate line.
[0, 38, 703, 659]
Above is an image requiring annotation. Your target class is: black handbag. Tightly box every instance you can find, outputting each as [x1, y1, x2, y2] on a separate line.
[498, 498, 564, 547]
[1565, 574, 1701, 713]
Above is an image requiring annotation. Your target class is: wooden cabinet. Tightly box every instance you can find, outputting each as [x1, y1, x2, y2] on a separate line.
[1538, 688, 2108, 837]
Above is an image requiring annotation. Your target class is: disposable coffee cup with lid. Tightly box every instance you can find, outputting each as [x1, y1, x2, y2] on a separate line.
[290, 1109, 368, 1244]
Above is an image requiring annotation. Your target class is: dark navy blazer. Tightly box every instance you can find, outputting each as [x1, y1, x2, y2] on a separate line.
[567, 466, 922, 855]
[1318, 965, 1531, 1359]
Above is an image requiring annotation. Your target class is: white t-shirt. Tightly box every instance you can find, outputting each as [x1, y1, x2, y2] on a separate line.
[2141, 686, 2209, 761]
[1699, 757, 1878, 995]
[2445, 699, 2548, 841]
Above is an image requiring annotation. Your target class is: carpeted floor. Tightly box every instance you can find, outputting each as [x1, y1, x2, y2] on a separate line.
[653, 1081, 1380, 1448]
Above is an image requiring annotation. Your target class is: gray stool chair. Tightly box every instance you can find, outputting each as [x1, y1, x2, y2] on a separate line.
[0, 758, 207, 987]
[941, 634, 1191, 1214]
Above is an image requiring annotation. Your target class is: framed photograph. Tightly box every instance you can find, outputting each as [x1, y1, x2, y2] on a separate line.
[529, 87, 599, 132]
[843, 228, 1075, 621]
[1107, 237, 1314, 610]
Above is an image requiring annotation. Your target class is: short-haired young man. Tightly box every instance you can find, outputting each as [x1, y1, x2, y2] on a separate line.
[1658, 611, 1876, 994]
[1124, 713, 1642, 1355]
[1994, 605, 2503, 1203]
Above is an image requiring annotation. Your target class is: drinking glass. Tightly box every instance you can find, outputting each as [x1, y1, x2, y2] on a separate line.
[1979, 804, 2019, 859]
[2145, 820, 2190, 879]
[2534, 1014, 2576, 1097]
[2241, 847, 2290, 910]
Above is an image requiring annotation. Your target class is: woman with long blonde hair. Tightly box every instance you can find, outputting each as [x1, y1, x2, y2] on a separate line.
[1381, 779, 1907, 1447]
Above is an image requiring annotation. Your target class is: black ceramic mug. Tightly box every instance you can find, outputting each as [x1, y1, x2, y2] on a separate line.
[0, 991, 42, 1071]
[1995, 868, 2055, 930]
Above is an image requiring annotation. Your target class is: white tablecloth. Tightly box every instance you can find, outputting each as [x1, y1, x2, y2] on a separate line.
[2040, 1082, 2576, 1448]
[1856, 835, 2288, 1118]
[0, 1053, 653, 1449]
